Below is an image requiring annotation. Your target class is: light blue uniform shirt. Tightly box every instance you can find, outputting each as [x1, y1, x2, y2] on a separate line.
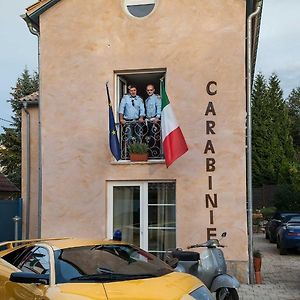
[145, 94, 161, 119]
[119, 94, 145, 120]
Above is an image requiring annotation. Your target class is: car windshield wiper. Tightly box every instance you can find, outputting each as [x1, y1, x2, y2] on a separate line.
[70, 273, 157, 282]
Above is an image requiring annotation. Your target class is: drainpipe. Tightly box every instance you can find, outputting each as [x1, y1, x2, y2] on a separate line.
[22, 102, 31, 239]
[22, 14, 42, 238]
[246, 2, 262, 284]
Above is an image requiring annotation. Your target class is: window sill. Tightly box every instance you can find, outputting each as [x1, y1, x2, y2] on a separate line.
[111, 159, 165, 165]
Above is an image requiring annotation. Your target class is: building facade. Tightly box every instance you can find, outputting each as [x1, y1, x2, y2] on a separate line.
[22, 0, 261, 282]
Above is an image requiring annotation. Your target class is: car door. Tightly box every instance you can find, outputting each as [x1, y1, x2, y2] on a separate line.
[4, 246, 50, 300]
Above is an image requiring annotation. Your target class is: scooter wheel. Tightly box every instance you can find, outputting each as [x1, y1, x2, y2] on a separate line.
[216, 288, 239, 300]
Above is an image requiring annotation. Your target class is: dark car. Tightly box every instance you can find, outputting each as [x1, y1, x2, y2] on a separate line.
[265, 211, 300, 243]
[277, 216, 300, 255]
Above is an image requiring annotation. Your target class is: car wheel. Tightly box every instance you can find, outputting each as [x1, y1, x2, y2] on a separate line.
[265, 231, 269, 239]
[269, 234, 276, 243]
[216, 288, 239, 300]
[278, 240, 288, 255]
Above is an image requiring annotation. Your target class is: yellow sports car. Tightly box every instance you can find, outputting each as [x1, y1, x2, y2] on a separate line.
[0, 238, 213, 299]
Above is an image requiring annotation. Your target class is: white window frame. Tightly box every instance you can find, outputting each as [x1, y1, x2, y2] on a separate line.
[124, 0, 157, 18]
[107, 181, 175, 252]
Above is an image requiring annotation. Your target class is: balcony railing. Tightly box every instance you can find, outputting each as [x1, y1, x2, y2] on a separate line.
[119, 120, 164, 160]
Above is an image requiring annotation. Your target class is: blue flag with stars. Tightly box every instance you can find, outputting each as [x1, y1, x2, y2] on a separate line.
[106, 83, 121, 161]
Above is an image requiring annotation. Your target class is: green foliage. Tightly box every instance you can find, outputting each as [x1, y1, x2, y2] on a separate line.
[252, 73, 272, 185]
[252, 211, 263, 225]
[0, 68, 39, 190]
[286, 87, 300, 156]
[128, 142, 149, 154]
[252, 73, 296, 186]
[260, 206, 277, 219]
[274, 183, 300, 211]
[253, 249, 262, 258]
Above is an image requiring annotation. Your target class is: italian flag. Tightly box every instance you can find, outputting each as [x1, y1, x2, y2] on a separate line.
[161, 83, 188, 167]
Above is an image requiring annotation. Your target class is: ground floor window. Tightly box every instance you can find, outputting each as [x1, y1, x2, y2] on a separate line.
[107, 181, 176, 258]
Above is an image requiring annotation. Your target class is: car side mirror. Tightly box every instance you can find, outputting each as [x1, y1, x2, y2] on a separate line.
[10, 272, 49, 285]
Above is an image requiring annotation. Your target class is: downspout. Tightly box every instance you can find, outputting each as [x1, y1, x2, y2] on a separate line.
[22, 102, 31, 239]
[246, 2, 262, 284]
[22, 14, 42, 238]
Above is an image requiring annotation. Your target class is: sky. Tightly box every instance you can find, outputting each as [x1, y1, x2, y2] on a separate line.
[0, 0, 300, 133]
[255, 0, 300, 96]
[0, 0, 38, 132]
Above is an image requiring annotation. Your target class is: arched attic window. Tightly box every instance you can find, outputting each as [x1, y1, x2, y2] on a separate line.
[124, 0, 156, 18]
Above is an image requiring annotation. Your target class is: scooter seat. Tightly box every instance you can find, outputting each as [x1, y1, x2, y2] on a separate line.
[171, 249, 200, 261]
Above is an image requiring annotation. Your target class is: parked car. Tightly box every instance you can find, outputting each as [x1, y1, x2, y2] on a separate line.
[265, 211, 300, 243]
[0, 238, 213, 300]
[277, 216, 300, 255]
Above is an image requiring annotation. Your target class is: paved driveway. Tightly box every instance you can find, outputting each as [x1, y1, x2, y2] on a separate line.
[238, 233, 300, 300]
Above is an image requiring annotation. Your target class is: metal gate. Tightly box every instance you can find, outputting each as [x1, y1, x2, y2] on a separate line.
[0, 198, 22, 242]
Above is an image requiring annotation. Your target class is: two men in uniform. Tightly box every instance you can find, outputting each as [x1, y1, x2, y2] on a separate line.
[119, 84, 161, 150]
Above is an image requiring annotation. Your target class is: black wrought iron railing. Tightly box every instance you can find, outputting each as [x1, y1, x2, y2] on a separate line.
[118, 120, 164, 160]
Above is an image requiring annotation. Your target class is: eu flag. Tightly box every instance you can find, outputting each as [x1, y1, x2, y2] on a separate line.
[106, 83, 121, 161]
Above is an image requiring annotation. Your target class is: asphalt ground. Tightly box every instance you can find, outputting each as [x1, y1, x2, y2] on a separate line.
[238, 233, 300, 300]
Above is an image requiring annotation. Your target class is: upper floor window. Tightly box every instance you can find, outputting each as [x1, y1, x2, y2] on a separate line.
[124, 0, 156, 18]
[115, 70, 165, 160]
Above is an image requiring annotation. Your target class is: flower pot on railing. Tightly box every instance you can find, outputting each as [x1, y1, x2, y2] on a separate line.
[129, 153, 148, 162]
[129, 143, 149, 162]
[253, 250, 262, 284]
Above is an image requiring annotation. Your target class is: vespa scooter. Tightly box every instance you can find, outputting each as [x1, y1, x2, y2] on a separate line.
[165, 232, 240, 300]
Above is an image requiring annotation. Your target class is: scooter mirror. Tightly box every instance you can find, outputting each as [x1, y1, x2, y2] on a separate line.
[221, 232, 227, 237]
[165, 257, 178, 268]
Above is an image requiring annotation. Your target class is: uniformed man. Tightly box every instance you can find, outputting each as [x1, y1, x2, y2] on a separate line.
[145, 84, 161, 123]
[119, 85, 145, 144]
[145, 84, 161, 154]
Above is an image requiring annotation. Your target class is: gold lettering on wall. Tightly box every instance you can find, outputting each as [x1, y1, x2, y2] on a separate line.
[206, 81, 217, 95]
[207, 228, 217, 239]
[205, 194, 218, 208]
[210, 210, 214, 224]
[206, 120, 216, 134]
[204, 140, 215, 154]
[208, 176, 213, 190]
[205, 102, 216, 116]
[206, 158, 216, 172]
[205, 81, 218, 240]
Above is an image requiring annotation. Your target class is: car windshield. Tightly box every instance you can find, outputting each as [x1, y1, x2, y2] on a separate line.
[287, 216, 300, 224]
[283, 214, 300, 223]
[54, 244, 172, 283]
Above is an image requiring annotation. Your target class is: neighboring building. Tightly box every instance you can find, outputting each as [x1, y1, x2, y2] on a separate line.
[22, 0, 262, 281]
[20, 92, 39, 238]
[0, 173, 19, 200]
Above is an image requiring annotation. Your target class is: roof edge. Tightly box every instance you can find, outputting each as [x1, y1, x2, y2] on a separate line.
[26, 0, 61, 28]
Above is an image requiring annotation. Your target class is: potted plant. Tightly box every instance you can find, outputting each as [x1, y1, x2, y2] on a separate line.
[128, 142, 149, 162]
[253, 249, 262, 284]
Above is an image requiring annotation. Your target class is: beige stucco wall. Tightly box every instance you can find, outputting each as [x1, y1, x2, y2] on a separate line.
[21, 105, 39, 238]
[37, 0, 248, 278]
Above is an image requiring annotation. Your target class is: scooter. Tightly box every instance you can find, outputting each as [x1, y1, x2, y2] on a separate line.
[165, 232, 240, 300]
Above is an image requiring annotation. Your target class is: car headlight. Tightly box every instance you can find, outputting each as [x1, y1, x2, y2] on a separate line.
[189, 286, 214, 300]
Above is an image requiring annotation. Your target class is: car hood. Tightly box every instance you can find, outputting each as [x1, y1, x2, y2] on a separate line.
[50, 272, 202, 300]
[103, 272, 202, 299]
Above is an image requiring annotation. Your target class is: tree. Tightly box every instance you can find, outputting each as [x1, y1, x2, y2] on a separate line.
[286, 87, 300, 155]
[0, 68, 39, 190]
[252, 73, 270, 186]
[266, 74, 295, 184]
[252, 73, 296, 186]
